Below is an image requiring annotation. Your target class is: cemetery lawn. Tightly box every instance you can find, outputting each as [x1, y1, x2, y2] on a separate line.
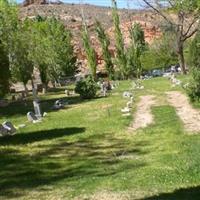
[0, 76, 200, 200]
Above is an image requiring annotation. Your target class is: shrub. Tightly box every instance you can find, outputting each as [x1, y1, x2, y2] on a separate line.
[187, 32, 200, 102]
[186, 68, 200, 102]
[75, 76, 98, 99]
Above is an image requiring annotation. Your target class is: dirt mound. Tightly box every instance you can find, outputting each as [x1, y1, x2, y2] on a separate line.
[129, 95, 156, 131]
[166, 91, 200, 133]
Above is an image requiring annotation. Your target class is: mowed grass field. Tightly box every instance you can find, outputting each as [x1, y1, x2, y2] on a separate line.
[0, 76, 200, 200]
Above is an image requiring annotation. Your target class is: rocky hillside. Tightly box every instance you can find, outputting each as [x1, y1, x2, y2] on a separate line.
[20, 3, 161, 73]
[22, 0, 63, 7]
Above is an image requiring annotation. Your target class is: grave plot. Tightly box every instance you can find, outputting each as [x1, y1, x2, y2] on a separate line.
[129, 95, 156, 131]
[166, 91, 200, 133]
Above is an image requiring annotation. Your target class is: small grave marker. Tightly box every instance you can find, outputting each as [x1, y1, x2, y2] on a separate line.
[27, 111, 38, 122]
[0, 124, 8, 136]
[2, 121, 16, 135]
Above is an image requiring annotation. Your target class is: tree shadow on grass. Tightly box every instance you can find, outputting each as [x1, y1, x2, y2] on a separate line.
[0, 127, 85, 145]
[0, 134, 148, 199]
[137, 186, 200, 200]
[0, 94, 105, 118]
[0, 96, 77, 118]
[45, 87, 67, 95]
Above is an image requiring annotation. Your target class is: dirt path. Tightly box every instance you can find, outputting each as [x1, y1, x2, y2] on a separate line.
[166, 91, 200, 133]
[129, 95, 156, 131]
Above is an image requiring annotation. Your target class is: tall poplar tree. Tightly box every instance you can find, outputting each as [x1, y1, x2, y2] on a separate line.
[81, 24, 97, 80]
[111, 0, 127, 79]
[130, 23, 146, 78]
[95, 20, 114, 79]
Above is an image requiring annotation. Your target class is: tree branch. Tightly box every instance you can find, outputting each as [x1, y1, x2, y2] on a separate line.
[141, 0, 175, 25]
[168, 0, 175, 7]
[183, 15, 200, 38]
[183, 28, 198, 41]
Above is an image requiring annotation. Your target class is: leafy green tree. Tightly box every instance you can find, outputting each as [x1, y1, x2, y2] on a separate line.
[131, 23, 146, 48]
[141, 33, 178, 71]
[95, 20, 114, 79]
[30, 17, 52, 93]
[187, 32, 200, 101]
[140, 0, 200, 74]
[0, 42, 10, 98]
[126, 45, 136, 78]
[189, 32, 200, 68]
[0, 0, 18, 97]
[29, 16, 77, 93]
[46, 18, 77, 82]
[111, 0, 127, 79]
[128, 23, 146, 78]
[10, 19, 34, 95]
[0, 0, 18, 49]
[153, 33, 178, 68]
[81, 24, 97, 80]
[126, 30, 137, 78]
[140, 50, 157, 71]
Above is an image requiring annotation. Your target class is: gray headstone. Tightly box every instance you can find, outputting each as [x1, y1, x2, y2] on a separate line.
[0, 124, 8, 136]
[2, 121, 16, 135]
[27, 111, 38, 122]
[33, 100, 42, 118]
[55, 100, 61, 105]
[53, 99, 64, 110]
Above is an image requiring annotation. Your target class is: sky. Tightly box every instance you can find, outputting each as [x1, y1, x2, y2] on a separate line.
[16, 0, 145, 9]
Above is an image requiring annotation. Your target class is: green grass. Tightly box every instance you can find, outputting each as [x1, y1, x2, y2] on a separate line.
[0, 76, 200, 200]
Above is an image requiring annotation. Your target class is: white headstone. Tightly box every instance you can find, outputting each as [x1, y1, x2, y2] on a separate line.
[27, 112, 38, 122]
[2, 121, 16, 135]
[123, 92, 132, 98]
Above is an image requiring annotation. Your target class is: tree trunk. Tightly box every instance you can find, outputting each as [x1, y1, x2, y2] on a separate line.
[177, 37, 187, 74]
[42, 83, 47, 94]
[31, 79, 35, 90]
[23, 83, 29, 97]
[178, 48, 186, 74]
[31, 78, 36, 97]
[51, 81, 56, 88]
[92, 70, 97, 82]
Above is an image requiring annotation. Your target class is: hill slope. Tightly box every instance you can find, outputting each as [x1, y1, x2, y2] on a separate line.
[20, 3, 161, 72]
